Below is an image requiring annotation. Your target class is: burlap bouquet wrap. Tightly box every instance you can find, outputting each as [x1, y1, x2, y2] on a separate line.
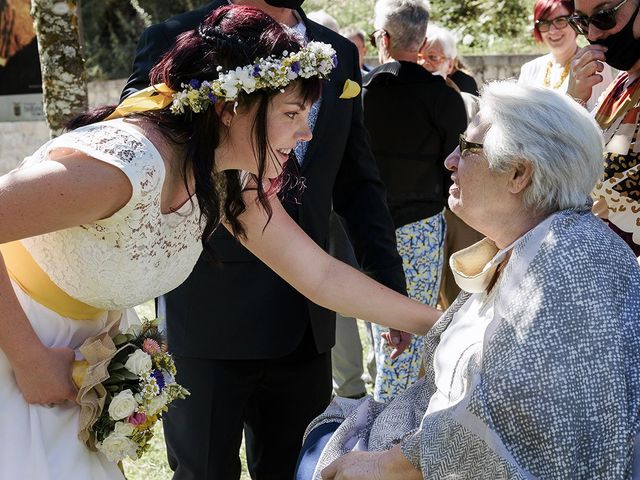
[72, 311, 127, 450]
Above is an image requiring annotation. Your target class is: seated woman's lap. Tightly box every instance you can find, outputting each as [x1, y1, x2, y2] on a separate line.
[294, 422, 340, 480]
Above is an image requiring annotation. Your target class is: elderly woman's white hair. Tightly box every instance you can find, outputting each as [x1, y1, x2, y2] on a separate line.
[425, 24, 457, 59]
[374, 0, 431, 52]
[479, 81, 604, 213]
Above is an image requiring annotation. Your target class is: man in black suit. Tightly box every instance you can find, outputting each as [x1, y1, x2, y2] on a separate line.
[122, 1, 407, 478]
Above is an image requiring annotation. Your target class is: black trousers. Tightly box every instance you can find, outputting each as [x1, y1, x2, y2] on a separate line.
[163, 335, 332, 480]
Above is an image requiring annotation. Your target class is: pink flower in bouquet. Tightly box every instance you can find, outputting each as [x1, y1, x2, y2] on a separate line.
[142, 338, 161, 354]
[127, 412, 147, 426]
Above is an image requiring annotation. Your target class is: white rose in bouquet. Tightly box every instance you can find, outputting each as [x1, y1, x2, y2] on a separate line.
[74, 319, 190, 463]
[97, 431, 139, 462]
[113, 421, 136, 436]
[146, 392, 168, 416]
[108, 389, 137, 421]
[124, 350, 152, 375]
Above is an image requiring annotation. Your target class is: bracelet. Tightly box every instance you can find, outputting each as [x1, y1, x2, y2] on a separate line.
[571, 96, 588, 108]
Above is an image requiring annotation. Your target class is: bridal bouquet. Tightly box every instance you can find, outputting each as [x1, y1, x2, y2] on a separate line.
[72, 318, 189, 462]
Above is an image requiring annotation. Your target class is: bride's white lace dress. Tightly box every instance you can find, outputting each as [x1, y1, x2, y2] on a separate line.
[0, 119, 204, 479]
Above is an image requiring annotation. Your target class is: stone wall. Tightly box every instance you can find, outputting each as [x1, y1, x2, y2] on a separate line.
[0, 78, 126, 174]
[0, 54, 539, 174]
[463, 53, 538, 84]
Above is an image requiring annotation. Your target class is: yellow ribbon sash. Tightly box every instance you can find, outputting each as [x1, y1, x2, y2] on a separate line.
[0, 241, 104, 320]
[105, 83, 176, 120]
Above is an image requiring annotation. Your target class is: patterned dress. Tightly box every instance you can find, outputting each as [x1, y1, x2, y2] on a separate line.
[371, 212, 445, 402]
[593, 72, 640, 256]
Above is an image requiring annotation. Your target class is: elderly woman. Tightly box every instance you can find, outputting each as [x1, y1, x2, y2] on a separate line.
[420, 24, 479, 96]
[518, 0, 613, 111]
[295, 81, 640, 480]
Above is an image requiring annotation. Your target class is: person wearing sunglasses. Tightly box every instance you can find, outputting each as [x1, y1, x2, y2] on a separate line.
[519, 0, 613, 111]
[568, 0, 640, 258]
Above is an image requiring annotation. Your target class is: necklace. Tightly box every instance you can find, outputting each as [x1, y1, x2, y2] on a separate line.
[543, 59, 570, 89]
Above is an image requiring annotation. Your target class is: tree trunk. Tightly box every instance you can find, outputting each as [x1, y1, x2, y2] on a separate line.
[31, 0, 87, 138]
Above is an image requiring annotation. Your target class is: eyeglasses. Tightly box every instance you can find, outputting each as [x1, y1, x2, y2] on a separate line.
[422, 53, 448, 64]
[568, 0, 629, 35]
[535, 15, 571, 32]
[459, 134, 483, 155]
[368, 29, 388, 48]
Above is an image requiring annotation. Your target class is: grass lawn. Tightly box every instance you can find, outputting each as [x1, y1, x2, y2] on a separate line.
[126, 302, 372, 480]
[123, 423, 252, 480]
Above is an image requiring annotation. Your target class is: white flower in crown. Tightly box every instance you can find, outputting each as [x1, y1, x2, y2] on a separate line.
[170, 91, 188, 114]
[170, 41, 337, 115]
[220, 72, 240, 100]
[234, 66, 257, 93]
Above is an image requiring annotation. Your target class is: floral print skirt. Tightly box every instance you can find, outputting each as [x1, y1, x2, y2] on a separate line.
[372, 212, 445, 402]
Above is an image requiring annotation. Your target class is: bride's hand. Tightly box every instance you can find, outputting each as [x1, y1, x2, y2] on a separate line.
[13, 346, 78, 405]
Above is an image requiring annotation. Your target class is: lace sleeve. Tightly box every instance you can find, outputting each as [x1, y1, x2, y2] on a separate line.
[45, 121, 165, 224]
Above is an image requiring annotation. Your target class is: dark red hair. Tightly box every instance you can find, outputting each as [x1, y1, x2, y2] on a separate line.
[533, 0, 575, 42]
[68, 5, 322, 254]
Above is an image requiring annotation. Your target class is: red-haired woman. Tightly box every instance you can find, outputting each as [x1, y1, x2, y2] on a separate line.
[0, 6, 440, 479]
[519, 0, 614, 110]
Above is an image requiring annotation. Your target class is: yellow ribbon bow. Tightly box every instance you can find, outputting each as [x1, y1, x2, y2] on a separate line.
[339, 79, 361, 99]
[105, 83, 176, 120]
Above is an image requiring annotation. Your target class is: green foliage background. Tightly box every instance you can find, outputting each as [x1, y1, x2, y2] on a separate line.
[80, 0, 203, 79]
[80, 0, 537, 80]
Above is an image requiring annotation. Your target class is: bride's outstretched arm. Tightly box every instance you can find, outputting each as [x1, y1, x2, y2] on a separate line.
[0, 150, 133, 404]
[229, 192, 441, 335]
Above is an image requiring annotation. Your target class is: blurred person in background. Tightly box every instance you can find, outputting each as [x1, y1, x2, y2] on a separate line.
[519, 0, 614, 111]
[341, 26, 371, 73]
[569, 0, 640, 258]
[420, 23, 480, 123]
[362, 0, 467, 403]
[420, 23, 479, 96]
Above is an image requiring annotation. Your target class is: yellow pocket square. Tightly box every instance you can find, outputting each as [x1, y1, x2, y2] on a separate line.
[339, 79, 361, 99]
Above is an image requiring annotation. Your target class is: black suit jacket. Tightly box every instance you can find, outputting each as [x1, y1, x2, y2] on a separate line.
[362, 61, 467, 228]
[122, 2, 406, 359]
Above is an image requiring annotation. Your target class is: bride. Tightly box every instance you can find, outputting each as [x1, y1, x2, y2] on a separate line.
[0, 5, 439, 479]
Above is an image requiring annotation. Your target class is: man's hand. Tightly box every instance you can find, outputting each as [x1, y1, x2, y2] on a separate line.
[382, 329, 412, 359]
[568, 45, 608, 105]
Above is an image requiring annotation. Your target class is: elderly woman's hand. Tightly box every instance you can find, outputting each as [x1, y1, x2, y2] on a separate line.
[321, 446, 421, 480]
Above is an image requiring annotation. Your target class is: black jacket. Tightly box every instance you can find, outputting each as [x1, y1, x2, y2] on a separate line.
[450, 69, 479, 96]
[121, 2, 406, 359]
[363, 61, 467, 228]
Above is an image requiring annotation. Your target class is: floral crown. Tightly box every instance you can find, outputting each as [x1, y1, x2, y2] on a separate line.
[169, 41, 337, 115]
